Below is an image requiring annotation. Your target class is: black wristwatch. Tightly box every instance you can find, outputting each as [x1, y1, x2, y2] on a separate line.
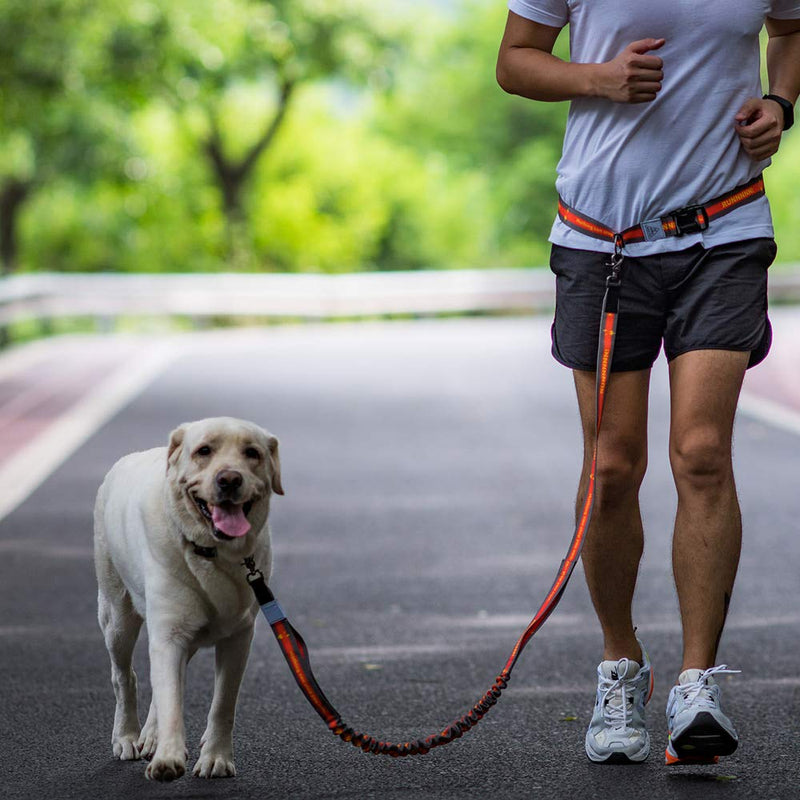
[763, 94, 794, 131]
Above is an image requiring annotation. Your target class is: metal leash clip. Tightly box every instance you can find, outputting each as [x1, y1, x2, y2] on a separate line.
[242, 555, 264, 584]
[606, 234, 624, 286]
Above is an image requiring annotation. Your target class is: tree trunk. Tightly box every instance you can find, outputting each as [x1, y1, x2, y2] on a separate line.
[204, 143, 250, 269]
[203, 81, 295, 268]
[0, 179, 31, 275]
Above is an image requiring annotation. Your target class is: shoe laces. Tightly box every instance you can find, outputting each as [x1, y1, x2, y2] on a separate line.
[599, 658, 637, 730]
[676, 664, 741, 708]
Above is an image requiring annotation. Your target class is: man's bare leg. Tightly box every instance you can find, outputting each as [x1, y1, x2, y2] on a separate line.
[668, 349, 749, 673]
[574, 368, 651, 663]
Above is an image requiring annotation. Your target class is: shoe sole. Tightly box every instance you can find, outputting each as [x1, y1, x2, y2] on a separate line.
[665, 711, 738, 766]
[665, 750, 720, 766]
[664, 747, 719, 767]
[587, 749, 650, 765]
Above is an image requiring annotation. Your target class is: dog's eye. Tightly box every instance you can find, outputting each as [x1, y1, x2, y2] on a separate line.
[195, 446, 212, 457]
[244, 447, 261, 460]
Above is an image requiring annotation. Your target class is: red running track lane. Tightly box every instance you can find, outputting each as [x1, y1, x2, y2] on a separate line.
[0, 335, 168, 471]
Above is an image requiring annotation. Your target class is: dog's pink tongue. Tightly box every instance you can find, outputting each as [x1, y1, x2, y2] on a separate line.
[211, 504, 251, 538]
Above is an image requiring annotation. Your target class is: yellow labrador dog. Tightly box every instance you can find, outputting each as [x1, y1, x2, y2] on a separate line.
[94, 417, 283, 781]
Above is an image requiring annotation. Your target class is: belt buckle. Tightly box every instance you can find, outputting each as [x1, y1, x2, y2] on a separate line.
[670, 205, 709, 236]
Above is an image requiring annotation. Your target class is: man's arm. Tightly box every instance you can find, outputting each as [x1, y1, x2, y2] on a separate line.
[496, 11, 664, 104]
[735, 16, 800, 161]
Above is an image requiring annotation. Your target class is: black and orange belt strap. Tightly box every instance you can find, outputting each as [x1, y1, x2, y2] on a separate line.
[242, 253, 622, 757]
[557, 174, 765, 249]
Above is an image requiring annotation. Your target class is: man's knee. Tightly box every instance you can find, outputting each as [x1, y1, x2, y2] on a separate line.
[593, 443, 647, 504]
[670, 427, 732, 491]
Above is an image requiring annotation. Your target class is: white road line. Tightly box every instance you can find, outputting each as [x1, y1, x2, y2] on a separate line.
[0, 342, 177, 522]
[738, 390, 800, 436]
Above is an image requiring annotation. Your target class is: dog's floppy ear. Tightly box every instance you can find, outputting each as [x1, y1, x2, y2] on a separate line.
[266, 435, 284, 495]
[167, 423, 189, 473]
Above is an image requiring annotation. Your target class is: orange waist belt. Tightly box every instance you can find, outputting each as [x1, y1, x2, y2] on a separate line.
[558, 174, 765, 248]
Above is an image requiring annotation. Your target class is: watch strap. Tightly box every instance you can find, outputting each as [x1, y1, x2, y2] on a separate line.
[763, 94, 794, 131]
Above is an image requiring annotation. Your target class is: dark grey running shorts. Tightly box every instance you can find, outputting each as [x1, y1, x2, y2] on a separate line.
[549, 238, 776, 372]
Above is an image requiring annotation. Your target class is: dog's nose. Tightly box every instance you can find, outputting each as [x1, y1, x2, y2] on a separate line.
[216, 470, 243, 492]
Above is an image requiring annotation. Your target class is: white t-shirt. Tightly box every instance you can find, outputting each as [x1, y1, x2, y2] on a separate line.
[508, 0, 800, 254]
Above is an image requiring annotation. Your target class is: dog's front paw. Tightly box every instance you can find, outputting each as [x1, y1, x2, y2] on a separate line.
[145, 750, 186, 782]
[112, 734, 141, 761]
[193, 752, 236, 779]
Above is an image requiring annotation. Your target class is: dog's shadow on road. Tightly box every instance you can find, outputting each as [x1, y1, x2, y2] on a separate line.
[53, 758, 247, 800]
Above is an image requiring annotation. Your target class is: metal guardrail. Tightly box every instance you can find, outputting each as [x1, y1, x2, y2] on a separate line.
[0, 270, 555, 324]
[1, 266, 800, 326]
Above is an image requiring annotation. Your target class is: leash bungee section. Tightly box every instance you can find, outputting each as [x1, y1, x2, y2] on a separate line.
[244, 556, 514, 757]
[241, 256, 621, 758]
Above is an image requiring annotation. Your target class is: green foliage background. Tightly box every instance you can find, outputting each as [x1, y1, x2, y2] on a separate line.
[2, 0, 799, 275]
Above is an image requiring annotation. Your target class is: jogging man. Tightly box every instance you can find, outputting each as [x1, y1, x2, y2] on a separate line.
[496, 1, 800, 765]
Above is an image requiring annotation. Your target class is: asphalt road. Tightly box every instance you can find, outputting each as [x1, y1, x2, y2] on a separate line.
[1, 317, 799, 800]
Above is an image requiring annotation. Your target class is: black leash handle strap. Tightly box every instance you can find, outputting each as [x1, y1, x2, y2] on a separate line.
[244, 266, 620, 756]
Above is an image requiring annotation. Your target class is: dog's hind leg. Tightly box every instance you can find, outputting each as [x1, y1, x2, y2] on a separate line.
[97, 576, 143, 761]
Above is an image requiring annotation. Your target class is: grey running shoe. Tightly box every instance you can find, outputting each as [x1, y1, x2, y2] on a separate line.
[665, 665, 739, 765]
[585, 643, 654, 764]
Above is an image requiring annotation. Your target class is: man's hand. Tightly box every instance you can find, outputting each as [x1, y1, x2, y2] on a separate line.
[735, 98, 784, 161]
[594, 38, 665, 104]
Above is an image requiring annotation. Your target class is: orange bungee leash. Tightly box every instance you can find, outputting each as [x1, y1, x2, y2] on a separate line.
[241, 248, 622, 758]
[243, 177, 767, 756]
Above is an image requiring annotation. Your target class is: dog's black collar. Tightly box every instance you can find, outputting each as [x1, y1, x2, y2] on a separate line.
[186, 539, 256, 563]
[188, 540, 217, 559]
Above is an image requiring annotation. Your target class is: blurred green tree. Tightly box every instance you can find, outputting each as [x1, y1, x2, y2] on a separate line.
[5, 0, 797, 276]
[375, 0, 569, 267]
[102, 0, 399, 268]
[0, 0, 133, 274]
[249, 93, 496, 272]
